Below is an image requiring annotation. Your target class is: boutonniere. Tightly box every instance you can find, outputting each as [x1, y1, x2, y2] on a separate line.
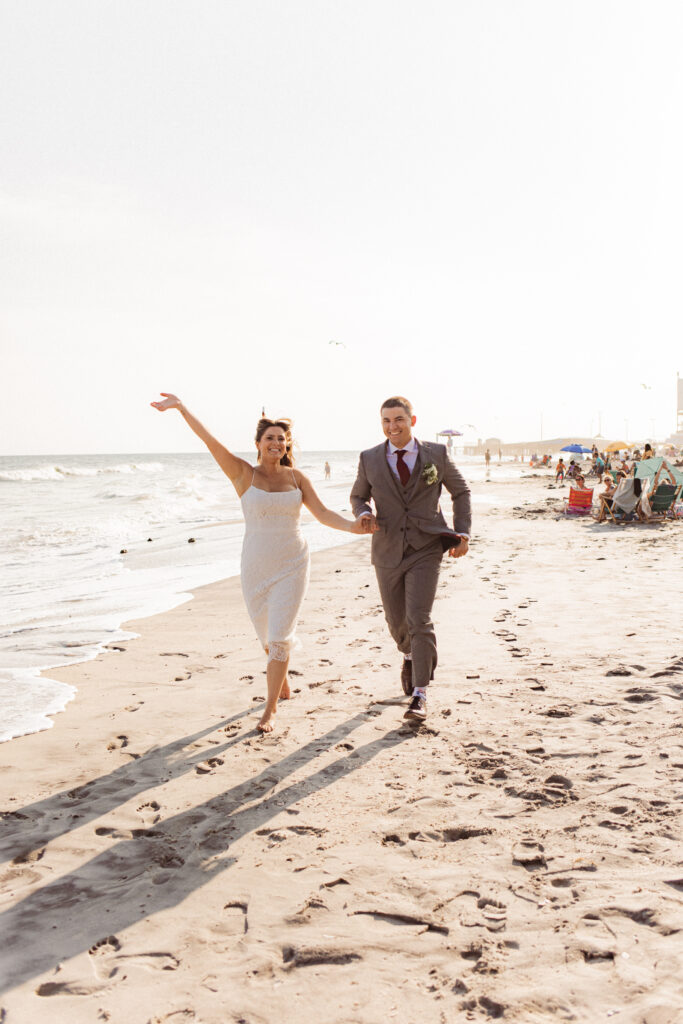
[422, 463, 439, 485]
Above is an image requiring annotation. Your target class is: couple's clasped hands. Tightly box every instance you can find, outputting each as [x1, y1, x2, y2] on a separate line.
[357, 514, 380, 535]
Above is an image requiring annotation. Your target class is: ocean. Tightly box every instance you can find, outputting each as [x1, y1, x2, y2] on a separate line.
[0, 449, 528, 743]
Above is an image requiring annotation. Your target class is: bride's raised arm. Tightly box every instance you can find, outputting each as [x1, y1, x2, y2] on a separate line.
[151, 393, 252, 494]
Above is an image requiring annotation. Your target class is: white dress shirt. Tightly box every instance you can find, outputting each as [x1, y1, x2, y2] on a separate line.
[387, 437, 419, 478]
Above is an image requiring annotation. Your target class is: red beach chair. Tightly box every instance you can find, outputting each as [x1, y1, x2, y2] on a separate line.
[563, 487, 594, 516]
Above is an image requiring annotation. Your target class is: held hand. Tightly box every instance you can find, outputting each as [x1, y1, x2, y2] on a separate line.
[359, 514, 379, 534]
[151, 392, 182, 412]
[449, 537, 469, 558]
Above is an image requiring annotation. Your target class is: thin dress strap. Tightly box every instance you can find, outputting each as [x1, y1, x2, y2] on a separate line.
[291, 468, 298, 490]
[251, 467, 256, 485]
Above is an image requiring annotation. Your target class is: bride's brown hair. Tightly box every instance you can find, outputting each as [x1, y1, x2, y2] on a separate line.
[255, 418, 295, 467]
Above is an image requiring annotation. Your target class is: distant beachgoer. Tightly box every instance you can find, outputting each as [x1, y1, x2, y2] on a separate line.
[324, 461, 331, 479]
[485, 449, 491, 468]
[643, 444, 654, 460]
[555, 458, 566, 483]
[498, 448, 502, 463]
[151, 394, 372, 733]
[566, 460, 579, 480]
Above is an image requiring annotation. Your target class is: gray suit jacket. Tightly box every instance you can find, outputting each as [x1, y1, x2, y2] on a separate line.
[350, 440, 472, 568]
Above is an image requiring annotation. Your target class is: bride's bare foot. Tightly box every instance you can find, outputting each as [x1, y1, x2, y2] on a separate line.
[279, 677, 291, 700]
[257, 709, 276, 733]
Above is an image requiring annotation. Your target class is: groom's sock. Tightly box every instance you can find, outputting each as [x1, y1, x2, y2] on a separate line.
[412, 686, 427, 699]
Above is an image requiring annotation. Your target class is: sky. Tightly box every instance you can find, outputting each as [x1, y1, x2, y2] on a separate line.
[1, 0, 682, 455]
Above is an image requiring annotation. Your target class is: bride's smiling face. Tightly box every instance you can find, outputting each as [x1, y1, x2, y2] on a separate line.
[257, 427, 288, 463]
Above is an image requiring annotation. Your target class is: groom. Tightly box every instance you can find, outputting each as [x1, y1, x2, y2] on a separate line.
[351, 396, 471, 723]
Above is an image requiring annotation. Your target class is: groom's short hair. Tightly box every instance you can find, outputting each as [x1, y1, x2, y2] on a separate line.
[381, 396, 413, 416]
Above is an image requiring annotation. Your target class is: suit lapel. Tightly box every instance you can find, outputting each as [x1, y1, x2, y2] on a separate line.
[404, 440, 426, 501]
[378, 440, 404, 499]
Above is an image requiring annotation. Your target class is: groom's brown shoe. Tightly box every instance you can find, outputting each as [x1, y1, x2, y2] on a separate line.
[401, 659, 413, 696]
[404, 694, 427, 722]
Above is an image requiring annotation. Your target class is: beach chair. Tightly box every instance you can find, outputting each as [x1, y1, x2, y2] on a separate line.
[641, 483, 680, 522]
[601, 478, 639, 524]
[563, 487, 594, 516]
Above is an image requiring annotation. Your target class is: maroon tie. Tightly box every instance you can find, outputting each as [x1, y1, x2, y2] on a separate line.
[395, 449, 411, 486]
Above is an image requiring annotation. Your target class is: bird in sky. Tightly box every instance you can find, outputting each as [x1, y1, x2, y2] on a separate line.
[640, 383, 651, 390]
[328, 340, 346, 348]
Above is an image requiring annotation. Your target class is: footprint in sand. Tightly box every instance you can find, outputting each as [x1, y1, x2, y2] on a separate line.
[106, 735, 129, 750]
[282, 945, 361, 968]
[512, 839, 547, 869]
[211, 901, 248, 936]
[95, 826, 140, 839]
[11, 846, 46, 865]
[623, 687, 659, 704]
[195, 757, 224, 775]
[543, 705, 573, 718]
[457, 891, 508, 933]
[66, 785, 93, 802]
[137, 800, 161, 824]
[88, 936, 122, 979]
[88, 934, 180, 982]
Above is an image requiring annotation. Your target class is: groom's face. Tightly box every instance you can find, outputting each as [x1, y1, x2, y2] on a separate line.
[381, 405, 416, 449]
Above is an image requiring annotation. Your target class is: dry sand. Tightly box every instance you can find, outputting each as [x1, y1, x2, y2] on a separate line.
[1, 474, 682, 1024]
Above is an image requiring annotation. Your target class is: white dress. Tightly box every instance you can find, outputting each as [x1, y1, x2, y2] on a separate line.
[240, 474, 310, 662]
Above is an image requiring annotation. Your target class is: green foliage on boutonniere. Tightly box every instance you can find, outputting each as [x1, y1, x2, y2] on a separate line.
[422, 462, 439, 485]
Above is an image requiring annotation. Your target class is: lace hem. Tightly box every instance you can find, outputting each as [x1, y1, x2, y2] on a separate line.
[265, 641, 290, 663]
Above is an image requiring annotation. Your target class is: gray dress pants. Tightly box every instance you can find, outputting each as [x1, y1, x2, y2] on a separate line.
[374, 539, 443, 688]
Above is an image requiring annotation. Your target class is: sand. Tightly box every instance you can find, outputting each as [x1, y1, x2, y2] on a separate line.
[1, 474, 682, 1024]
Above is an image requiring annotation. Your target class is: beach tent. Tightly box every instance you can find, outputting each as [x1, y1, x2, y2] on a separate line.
[606, 441, 628, 452]
[635, 457, 683, 489]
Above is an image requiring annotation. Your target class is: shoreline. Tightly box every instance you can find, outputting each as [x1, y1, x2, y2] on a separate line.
[1, 478, 682, 1021]
[7, 468, 521, 745]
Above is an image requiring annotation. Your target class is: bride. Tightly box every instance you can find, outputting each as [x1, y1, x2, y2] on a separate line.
[151, 393, 374, 732]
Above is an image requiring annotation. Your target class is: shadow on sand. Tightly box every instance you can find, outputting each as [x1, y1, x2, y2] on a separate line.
[1, 705, 410, 993]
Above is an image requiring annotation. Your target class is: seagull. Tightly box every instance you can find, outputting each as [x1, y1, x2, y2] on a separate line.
[640, 383, 651, 390]
[328, 340, 346, 348]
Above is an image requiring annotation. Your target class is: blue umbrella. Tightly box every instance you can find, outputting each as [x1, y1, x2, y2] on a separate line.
[561, 444, 592, 454]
